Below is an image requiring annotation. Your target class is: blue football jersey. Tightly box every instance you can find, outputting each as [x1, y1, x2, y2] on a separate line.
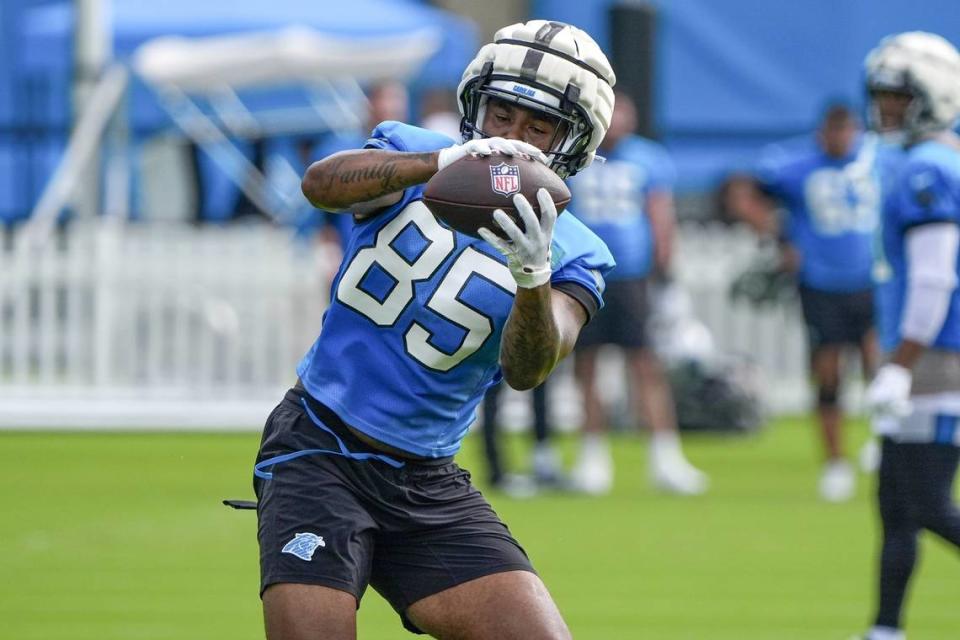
[297, 122, 616, 457]
[566, 135, 676, 280]
[758, 134, 886, 292]
[875, 139, 960, 353]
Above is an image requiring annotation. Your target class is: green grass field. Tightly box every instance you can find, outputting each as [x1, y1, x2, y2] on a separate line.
[2, 418, 958, 639]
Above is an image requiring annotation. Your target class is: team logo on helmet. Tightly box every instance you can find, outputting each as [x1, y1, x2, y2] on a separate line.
[490, 163, 521, 197]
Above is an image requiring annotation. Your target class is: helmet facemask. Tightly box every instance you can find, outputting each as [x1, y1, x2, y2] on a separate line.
[456, 21, 617, 179]
[459, 63, 595, 178]
[867, 85, 918, 145]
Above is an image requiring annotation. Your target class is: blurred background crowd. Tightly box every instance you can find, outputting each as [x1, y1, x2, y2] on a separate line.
[1, 0, 958, 499]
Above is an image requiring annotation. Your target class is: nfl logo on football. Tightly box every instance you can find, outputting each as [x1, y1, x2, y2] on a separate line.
[489, 163, 521, 197]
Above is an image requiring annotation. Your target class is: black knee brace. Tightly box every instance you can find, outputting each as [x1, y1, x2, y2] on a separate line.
[818, 385, 839, 408]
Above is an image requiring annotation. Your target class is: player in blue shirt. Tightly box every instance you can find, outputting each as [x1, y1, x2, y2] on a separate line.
[734, 104, 887, 502]
[566, 90, 708, 496]
[252, 20, 616, 639]
[856, 32, 960, 640]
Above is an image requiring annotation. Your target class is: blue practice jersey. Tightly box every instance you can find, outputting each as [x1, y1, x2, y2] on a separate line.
[758, 134, 886, 292]
[875, 139, 960, 353]
[297, 122, 616, 457]
[566, 135, 676, 281]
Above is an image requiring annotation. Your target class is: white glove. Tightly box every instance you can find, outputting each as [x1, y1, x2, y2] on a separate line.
[478, 189, 556, 289]
[865, 363, 913, 419]
[437, 137, 548, 172]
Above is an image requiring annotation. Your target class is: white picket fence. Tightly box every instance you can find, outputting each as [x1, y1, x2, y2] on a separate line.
[0, 222, 327, 428]
[0, 221, 815, 430]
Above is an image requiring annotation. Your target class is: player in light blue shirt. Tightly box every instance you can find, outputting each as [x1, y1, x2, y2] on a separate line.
[252, 20, 618, 640]
[758, 108, 881, 294]
[735, 104, 889, 502]
[569, 119, 675, 282]
[857, 32, 960, 640]
[565, 90, 708, 496]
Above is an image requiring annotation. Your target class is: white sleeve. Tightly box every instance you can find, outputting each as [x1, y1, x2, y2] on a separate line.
[900, 222, 960, 344]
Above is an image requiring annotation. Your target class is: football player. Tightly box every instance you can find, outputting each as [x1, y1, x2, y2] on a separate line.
[858, 31, 960, 640]
[253, 21, 616, 639]
[566, 90, 709, 496]
[729, 103, 890, 502]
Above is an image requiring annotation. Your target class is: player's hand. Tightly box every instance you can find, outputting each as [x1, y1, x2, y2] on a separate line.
[437, 137, 548, 172]
[865, 363, 913, 419]
[478, 188, 556, 289]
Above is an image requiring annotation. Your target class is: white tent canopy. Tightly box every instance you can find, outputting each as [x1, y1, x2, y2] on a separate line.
[133, 25, 441, 92]
[28, 24, 444, 238]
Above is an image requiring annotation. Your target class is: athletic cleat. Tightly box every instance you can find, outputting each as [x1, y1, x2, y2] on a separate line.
[531, 444, 565, 488]
[649, 433, 709, 495]
[569, 437, 613, 495]
[854, 626, 905, 640]
[650, 451, 709, 495]
[819, 459, 856, 503]
[490, 473, 539, 499]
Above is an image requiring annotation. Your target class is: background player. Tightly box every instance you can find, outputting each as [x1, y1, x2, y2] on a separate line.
[567, 91, 708, 496]
[254, 20, 617, 639]
[479, 381, 563, 497]
[857, 31, 960, 640]
[729, 104, 886, 502]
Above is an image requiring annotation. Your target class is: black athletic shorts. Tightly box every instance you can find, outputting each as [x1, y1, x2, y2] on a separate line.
[798, 285, 874, 350]
[254, 388, 534, 634]
[576, 278, 650, 349]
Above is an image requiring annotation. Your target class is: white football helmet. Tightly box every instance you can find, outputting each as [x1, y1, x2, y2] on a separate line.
[865, 31, 960, 139]
[457, 20, 616, 178]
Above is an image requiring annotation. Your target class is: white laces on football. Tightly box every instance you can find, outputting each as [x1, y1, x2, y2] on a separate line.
[437, 137, 548, 172]
[478, 188, 556, 289]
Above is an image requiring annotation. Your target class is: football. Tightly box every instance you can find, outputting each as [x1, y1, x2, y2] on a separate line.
[422, 154, 571, 239]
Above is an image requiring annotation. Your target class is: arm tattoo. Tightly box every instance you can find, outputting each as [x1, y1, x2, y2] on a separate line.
[500, 287, 562, 389]
[326, 157, 401, 191]
[327, 152, 435, 200]
[303, 150, 438, 211]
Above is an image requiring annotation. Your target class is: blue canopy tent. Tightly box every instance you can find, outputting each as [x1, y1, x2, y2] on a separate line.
[5, 0, 477, 223]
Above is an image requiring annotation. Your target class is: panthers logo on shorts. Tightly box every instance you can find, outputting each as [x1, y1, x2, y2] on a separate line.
[281, 532, 326, 561]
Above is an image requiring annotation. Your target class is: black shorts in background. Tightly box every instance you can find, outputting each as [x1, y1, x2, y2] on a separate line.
[254, 389, 534, 634]
[576, 278, 651, 349]
[798, 285, 874, 351]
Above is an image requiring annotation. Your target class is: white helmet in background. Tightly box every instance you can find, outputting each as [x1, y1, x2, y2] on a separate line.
[457, 20, 616, 178]
[865, 31, 960, 138]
